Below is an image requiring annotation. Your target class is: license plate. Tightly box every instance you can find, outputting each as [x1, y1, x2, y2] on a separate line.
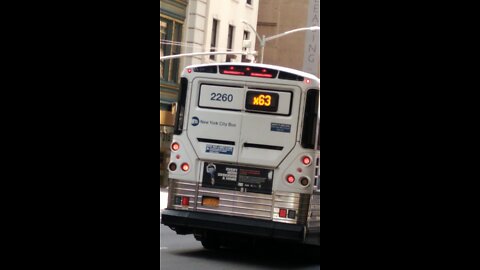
[202, 196, 219, 207]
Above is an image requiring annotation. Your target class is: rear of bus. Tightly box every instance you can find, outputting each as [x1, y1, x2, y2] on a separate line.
[161, 63, 319, 248]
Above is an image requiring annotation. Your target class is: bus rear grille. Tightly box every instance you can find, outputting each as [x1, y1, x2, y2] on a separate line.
[307, 193, 320, 230]
[243, 143, 283, 150]
[168, 180, 312, 225]
[196, 187, 273, 220]
[197, 138, 235, 145]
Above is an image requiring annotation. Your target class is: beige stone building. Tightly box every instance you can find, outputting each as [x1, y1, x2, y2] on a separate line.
[256, 0, 320, 78]
[182, 0, 260, 66]
[160, 0, 260, 188]
[160, 0, 188, 187]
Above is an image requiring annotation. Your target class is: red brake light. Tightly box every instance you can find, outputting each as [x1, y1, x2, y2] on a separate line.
[279, 208, 287, 218]
[181, 163, 190, 172]
[302, 156, 311, 166]
[223, 70, 245, 75]
[304, 78, 311, 84]
[219, 66, 277, 78]
[286, 175, 295, 183]
[171, 142, 180, 151]
[250, 72, 273, 78]
[181, 197, 189, 206]
[187, 68, 192, 73]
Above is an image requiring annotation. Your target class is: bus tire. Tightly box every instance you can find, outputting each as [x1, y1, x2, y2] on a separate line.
[200, 236, 221, 250]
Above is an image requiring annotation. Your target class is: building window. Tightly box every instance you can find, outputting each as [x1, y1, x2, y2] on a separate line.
[210, 19, 219, 60]
[160, 20, 167, 81]
[242, 30, 250, 62]
[171, 22, 182, 80]
[160, 17, 182, 83]
[226, 25, 235, 62]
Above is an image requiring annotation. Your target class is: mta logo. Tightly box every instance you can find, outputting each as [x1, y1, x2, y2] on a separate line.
[191, 116, 199, 126]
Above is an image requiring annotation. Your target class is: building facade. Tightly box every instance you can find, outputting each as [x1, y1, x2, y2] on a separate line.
[160, 0, 188, 187]
[256, 0, 320, 78]
[160, 0, 188, 110]
[182, 0, 260, 67]
[160, 0, 260, 188]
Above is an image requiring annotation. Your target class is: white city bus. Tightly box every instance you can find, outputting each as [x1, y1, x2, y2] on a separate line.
[161, 63, 320, 248]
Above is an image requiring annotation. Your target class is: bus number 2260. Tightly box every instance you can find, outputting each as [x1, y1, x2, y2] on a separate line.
[210, 93, 233, 102]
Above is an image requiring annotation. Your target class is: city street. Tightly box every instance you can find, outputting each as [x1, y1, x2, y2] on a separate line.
[160, 190, 320, 269]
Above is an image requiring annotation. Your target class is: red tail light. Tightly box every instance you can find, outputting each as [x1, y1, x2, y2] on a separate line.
[286, 175, 295, 183]
[279, 208, 287, 218]
[302, 156, 311, 166]
[250, 72, 273, 78]
[223, 70, 245, 75]
[181, 163, 190, 172]
[171, 142, 180, 151]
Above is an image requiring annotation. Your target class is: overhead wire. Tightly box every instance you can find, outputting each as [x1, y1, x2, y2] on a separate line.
[160, 39, 242, 54]
[160, 39, 203, 49]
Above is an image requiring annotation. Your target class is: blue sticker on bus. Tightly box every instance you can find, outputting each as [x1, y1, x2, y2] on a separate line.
[271, 123, 291, 133]
[206, 144, 234, 155]
[191, 116, 199, 126]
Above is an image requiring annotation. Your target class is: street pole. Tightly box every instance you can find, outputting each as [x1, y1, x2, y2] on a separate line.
[242, 21, 265, 63]
[261, 35, 265, 64]
[241, 20, 319, 64]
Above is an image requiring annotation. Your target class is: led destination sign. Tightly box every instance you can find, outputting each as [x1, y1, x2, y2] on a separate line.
[245, 91, 279, 112]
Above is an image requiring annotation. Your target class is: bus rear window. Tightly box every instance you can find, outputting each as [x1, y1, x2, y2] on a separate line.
[301, 89, 319, 149]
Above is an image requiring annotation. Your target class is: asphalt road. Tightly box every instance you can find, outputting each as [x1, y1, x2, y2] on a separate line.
[160, 222, 320, 270]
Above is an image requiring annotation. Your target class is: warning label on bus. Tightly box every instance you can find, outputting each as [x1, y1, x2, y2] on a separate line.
[205, 144, 234, 155]
[271, 123, 291, 133]
[202, 162, 273, 194]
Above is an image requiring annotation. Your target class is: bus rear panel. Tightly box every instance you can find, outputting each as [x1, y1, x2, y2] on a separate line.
[161, 63, 320, 248]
